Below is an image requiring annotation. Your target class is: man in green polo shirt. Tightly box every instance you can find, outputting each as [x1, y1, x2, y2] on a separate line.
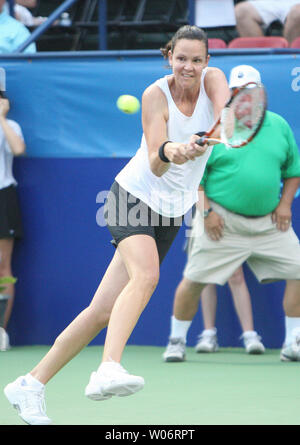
[163, 65, 300, 363]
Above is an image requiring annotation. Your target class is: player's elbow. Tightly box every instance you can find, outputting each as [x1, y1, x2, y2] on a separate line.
[151, 167, 164, 177]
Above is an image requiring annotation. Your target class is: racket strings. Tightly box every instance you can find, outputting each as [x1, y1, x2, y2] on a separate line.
[221, 85, 266, 148]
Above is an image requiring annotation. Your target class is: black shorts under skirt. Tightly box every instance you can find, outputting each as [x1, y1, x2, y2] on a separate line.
[104, 181, 183, 264]
[0, 185, 23, 240]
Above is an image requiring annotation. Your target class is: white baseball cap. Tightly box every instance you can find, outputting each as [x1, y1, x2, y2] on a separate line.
[229, 65, 261, 88]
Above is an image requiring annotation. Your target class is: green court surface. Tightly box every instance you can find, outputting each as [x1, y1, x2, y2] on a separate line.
[1, 345, 300, 425]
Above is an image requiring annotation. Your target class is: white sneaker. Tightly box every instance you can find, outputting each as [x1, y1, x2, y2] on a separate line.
[4, 376, 52, 425]
[0, 327, 10, 351]
[163, 337, 186, 362]
[280, 330, 300, 362]
[85, 361, 145, 401]
[241, 331, 265, 354]
[195, 329, 218, 353]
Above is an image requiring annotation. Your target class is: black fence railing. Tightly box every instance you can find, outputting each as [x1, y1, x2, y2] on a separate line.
[11, 0, 197, 52]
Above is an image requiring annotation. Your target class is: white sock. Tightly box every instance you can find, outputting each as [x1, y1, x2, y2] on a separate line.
[25, 373, 44, 389]
[284, 316, 300, 345]
[202, 328, 217, 336]
[97, 360, 121, 373]
[170, 315, 192, 342]
[242, 330, 257, 338]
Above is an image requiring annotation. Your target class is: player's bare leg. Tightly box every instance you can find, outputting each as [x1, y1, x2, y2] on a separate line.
[102, 234, 160, 363]
[30, 249, 129, 385]
[4, 250, 130, 424]
[85, 234, 159, 400]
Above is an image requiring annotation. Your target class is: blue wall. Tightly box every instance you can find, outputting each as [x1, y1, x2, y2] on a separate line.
[1, 49, 299, 348]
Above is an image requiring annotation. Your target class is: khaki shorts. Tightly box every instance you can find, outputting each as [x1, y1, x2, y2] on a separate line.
[249, 1, 300, 29]
[184, 201, 300, 285]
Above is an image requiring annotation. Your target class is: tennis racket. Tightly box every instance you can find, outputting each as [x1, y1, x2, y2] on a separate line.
[197, 82, 267, 149]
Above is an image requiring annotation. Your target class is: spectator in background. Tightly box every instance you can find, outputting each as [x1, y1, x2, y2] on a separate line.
[0, 0, 36, 53]
[4, 0, 47, 27]
[15, 0, 37, 7]
[0, 89, 25, 351]
[195, 266, 265, 355]
[235, 1, 300, 45]
[163, 65, 300, 364]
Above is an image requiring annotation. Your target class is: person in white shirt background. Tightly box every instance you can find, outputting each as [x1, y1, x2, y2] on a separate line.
[235, 0, 300, 44]
[4, 0, 46, 27]
[0, 88, 26, 351]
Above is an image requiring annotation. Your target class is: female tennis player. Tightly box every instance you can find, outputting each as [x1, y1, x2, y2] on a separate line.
[4, 25, 230, 425]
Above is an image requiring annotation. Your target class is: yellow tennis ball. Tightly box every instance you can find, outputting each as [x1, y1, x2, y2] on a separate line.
[117, 95, 140, 114]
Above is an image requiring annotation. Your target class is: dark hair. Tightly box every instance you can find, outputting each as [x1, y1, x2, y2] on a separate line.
[0, 90, 7, 99]
[160, 25, 208, 59]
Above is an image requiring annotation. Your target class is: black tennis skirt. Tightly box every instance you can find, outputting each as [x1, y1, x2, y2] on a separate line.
[0, 185, 23, 239]
[104, 181, 183, 264]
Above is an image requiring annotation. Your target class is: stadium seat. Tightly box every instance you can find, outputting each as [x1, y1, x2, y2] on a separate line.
[228, 36, 289, 48]
[290, 37, 300, 48]
[208, 38, 227, 49]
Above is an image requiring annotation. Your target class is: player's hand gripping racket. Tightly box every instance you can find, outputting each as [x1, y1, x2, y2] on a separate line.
[197, 82, 267, 149]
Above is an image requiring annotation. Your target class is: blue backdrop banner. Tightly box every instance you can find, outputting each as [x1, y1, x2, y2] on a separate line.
[0, 50, 299, 157]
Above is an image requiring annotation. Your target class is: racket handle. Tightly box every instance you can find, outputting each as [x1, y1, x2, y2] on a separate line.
[196, 136, 207, 146]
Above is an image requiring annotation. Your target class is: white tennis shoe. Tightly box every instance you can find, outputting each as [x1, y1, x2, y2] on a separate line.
[241, 331, 265, 354]
[85, 361, 145, 400]
[163, 337, 186, 362]
[0, 327, 10, 351]
[195, 328, 219, 353]
[4, 376, 51, 425]
[280, 329, 300, 361]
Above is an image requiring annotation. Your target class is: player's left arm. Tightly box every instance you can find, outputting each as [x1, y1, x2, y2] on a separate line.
[189, 68, 230, 148]
[204, 68, 230, 132]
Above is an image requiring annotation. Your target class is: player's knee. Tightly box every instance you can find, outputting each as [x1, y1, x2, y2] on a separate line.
[87, 304, 111, 329]
[132, 269, 160, 294]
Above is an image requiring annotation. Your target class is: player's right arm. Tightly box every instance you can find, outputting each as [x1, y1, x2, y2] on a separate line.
[142, 85, 206, 177]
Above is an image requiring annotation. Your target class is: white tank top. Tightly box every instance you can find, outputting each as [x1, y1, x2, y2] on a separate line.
[115, 69, 214, 217]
